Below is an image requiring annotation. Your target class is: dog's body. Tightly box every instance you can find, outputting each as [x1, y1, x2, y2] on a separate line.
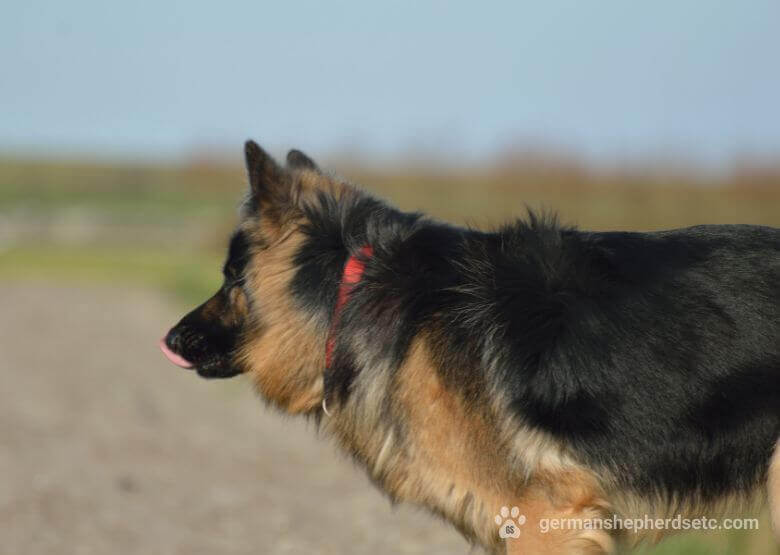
[161, 141, 780, 554]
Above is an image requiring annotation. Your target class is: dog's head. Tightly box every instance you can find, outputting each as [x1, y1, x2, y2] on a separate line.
[161, 140, 366, 413]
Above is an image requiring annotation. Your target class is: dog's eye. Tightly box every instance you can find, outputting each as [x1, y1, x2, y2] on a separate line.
[225, 266, 248, 290]
[222, 265, 241, 284]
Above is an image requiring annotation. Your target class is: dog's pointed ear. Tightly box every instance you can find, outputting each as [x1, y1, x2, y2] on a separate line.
[244, 140, 285, 199]
[286, 149, 319, 172]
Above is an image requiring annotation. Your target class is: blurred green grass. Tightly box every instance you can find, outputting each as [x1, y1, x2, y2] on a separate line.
[631, 528, 759, 555]
[0, 245, 222, 306]
[0, 156, 778, 554]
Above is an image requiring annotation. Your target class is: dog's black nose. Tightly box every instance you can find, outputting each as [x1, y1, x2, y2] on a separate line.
[160, 328, 194, 369]
[164, 327, 182, 351]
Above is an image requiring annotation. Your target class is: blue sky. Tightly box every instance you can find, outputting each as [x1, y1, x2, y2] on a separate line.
[2, 0, 779, 165]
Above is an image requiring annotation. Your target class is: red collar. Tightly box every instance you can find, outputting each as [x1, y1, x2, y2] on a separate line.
[325, 245, 374, 368]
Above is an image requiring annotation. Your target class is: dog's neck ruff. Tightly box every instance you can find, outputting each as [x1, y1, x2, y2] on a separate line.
[325, 245, 374, 370]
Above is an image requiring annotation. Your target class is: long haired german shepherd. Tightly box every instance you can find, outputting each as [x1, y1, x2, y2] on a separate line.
[161, 140, 780, 554]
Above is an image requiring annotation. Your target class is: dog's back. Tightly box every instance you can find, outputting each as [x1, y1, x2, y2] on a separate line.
[505, 223, 780, 502]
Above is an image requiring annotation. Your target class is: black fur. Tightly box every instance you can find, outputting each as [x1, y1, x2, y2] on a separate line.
[293, 192, 780, 503]
[224, 230, 252, 281]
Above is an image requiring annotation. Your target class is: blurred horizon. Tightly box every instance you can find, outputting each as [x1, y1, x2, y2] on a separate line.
[3, 144, 780, 183]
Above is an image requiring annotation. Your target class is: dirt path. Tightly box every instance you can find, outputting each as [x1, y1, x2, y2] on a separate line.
[0, 283, 470, 555]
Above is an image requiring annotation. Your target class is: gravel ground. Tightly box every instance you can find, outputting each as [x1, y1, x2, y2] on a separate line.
[0, 283, 471, 555]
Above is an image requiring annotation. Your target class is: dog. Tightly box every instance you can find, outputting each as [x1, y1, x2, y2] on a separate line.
[160, 140, 779, 554]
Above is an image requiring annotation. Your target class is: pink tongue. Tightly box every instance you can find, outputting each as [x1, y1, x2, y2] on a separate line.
[159, 338, 194, 368]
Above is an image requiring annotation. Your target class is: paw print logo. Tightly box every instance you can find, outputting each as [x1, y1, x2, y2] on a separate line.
[494, 506, 525, 539]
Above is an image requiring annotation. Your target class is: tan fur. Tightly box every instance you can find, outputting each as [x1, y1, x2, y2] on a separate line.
[325, 337, 617, 554]
[288, 166, 354, 211]
[235, 171, 357, 413]
[199, 286, 248, 325]
[391, 338, 513, 544]
[769, 439, 780, 541]
[237, 230, 325, 413]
